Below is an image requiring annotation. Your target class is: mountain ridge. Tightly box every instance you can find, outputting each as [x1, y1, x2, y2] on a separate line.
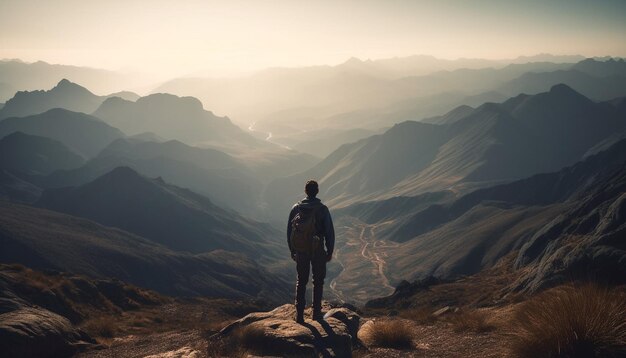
[0, 108, 125, 158]
[0, 79, 139, 119]
[36, 166, 285, 262]
[266, 84, 625, 214]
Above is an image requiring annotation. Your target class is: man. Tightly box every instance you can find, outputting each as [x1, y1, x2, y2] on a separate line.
[287, 179, 335, 323]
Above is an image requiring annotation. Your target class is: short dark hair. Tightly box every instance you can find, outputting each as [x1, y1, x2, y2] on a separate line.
[305, 180, 319, 198]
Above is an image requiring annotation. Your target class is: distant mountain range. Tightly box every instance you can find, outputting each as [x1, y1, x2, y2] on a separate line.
[0, 79, 138, 119]
[157, 59, 578, 132]
[0, 59, 148, 102]
[37, 137, 262, 215]
[266, 84, 626, 213]
[156, 57, 626, 157]
[0, 80, 316, 215]
[93, 93, 262, 147]
[305, 59, 626, 132]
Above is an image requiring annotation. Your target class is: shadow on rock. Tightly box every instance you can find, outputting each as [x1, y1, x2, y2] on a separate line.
[209, 303, 360, 357]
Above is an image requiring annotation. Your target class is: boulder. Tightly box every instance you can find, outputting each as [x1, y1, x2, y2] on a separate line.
[212, 304, 361, 357]
[0, 306, 95, 358]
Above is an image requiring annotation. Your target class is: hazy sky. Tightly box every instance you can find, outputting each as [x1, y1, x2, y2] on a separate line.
[1, 0, 625, 78]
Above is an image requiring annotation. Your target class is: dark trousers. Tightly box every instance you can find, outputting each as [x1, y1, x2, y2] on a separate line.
[295, 250, 326, 313]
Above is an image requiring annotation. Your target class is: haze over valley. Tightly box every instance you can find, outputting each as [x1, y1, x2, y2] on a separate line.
[1, 1, 626, 357]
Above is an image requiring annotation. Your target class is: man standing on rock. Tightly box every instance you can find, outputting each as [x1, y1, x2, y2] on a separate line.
[287, 179, 335, 323]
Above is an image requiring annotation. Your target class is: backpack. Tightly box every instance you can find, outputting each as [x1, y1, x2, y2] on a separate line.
[289, 203, 322, 253]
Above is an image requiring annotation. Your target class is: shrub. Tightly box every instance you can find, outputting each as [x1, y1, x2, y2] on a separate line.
[234, 324, 269, 353]
[359, 319, 414, 349]
[206, 335, 247, 358]
[207, 324, 268, 357]
[507, 284, 626, 358]
[81, 316, 117, 338]
[448, 309, 495, 333]
[400, 307, 438, 324]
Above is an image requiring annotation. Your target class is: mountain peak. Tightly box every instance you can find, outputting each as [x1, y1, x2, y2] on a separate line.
[548, 83, 581, 97]
[52, 78, 91, 94]
[137, 93, 204, 111]
[344, 57, 363, 64]
[544, 83, 593, 105]
[105, 166, 143, 180]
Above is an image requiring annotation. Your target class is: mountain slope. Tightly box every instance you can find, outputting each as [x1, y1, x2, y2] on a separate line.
[0, 108, 125, 158]
[0, 79, 138, 119]
[40, 138, 262, 215]
[93, 94, 263, 147]
[345, 139, 626, 292]
[0, 170, 42, 203]
[266, 85, 626, 212]
[0, 200, 289, 301]
[36, 167, 284, 260]
[0, 132, 85, 176]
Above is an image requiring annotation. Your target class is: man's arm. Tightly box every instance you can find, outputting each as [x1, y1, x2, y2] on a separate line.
[323, 207, 335, 259]
[287, 205, 298, 253]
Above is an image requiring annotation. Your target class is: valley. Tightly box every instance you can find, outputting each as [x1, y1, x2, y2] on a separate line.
[330, 218, 398, 304]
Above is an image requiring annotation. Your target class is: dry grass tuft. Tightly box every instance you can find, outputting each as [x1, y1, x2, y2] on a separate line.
[233, 324, 269, 353]
[207, 324, 268, 357]
[81, 316, 118, 338]
[507, 284, 626, 358]
[400, 307, 438, 325]
[448, 309, 496, 333]
[359, 319, 414, 349]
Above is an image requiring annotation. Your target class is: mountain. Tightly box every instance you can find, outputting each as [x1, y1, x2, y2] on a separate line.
[509, 54, 586, 64]
[0, 79, 139, 119]
[37, 167, 284, 261]
[39, 138, 263, 216]
[156, 60, 573, 133]
[571, 58, 626, 77]
[250, 59, 625, 140]
[265, 85, 626, 213]
[0, 132, 85, 176]
[93, 94, 263, 147]
[0, 59, 145, 102]
[498, 69, 626, 100]
[0, 200, 290, 301]
[0, 108, 125, 157]
[355, 139, 626, 295]
[332, 55, 505, 79]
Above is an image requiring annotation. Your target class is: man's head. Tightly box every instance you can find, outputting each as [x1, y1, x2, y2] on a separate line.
[305, 179, 319, 198]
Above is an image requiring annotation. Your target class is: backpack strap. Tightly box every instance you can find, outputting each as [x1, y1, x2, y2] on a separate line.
[296, 202, 323, 224]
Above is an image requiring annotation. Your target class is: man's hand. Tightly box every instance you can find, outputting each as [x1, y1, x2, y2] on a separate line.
[326, 252, 332, 262]
[291, 252, 297, 261]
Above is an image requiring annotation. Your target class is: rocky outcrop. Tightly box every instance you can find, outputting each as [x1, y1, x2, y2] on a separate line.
[211, 304, 361, 357]
[0, 306, 95, 358]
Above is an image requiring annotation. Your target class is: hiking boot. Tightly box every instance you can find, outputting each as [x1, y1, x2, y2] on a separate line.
[312, 310, 324, 321]
[295, 311, 305, 324]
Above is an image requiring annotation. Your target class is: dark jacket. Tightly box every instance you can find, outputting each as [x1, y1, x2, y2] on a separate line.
[287, 197, 335, 255]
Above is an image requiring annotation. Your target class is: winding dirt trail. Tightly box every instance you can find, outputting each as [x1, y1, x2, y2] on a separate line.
[329, 218, 399, 304]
